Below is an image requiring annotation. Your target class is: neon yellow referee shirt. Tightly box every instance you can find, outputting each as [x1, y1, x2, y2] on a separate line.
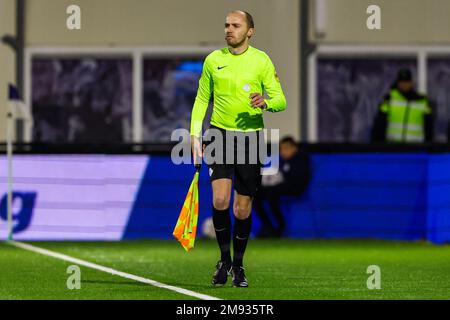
[190, 46, 287, 137]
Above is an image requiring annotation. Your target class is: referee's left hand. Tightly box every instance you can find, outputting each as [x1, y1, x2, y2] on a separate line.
[250, 93, 267, 109]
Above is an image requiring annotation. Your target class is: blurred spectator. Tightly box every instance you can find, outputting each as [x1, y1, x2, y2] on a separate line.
[32, 59, 132, 143]
[253, 136, 311, 238]
[371, 69, 434, 143]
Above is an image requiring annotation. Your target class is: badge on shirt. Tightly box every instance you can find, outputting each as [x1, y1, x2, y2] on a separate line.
[243, 84, 251, 92]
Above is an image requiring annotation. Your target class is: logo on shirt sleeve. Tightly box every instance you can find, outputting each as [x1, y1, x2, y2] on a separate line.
[243, 84, 251, 92]
[275, 71, 280, 82]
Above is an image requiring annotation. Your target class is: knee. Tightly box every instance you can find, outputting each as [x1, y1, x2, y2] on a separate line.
[234, 201, 251, 220]
[213, 194, 230, 210]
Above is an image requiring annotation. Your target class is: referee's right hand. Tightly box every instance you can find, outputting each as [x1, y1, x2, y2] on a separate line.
[191, 135, 204, 165]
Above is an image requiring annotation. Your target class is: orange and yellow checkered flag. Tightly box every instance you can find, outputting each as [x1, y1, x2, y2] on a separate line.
[173, 168, 200, 251]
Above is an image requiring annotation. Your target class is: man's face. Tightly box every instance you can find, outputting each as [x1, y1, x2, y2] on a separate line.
[397, 80, 413, 93]
[280, 142, 298, 161]
[224, 12, 252, 48]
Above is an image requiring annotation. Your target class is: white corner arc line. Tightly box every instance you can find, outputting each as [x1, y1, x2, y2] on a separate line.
[7, 241, 221, 301]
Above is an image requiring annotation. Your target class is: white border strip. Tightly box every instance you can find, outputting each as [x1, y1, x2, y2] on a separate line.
[307, 53, 318, 143]
[417, 50, 427, 94]
[132, 51, 143, 143]
[24, 48, 32, 142]
[8, 241, 221, 300]
[317, 44, 450, 55]
[25, 46, 218, 56]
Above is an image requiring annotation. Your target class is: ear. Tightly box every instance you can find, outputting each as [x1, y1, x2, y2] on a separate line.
[247, 28, 254, 39]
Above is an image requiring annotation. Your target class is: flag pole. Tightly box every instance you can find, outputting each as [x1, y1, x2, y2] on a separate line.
[6, 109, 14, 241]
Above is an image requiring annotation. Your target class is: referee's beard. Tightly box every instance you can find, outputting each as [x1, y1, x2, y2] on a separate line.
[226, 35, 248, 49]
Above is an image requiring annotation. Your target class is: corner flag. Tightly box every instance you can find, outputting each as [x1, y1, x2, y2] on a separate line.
[173, 166, 200, 251]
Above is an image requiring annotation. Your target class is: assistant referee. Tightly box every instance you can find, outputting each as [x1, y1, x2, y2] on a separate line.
[190, 10, 286, 287]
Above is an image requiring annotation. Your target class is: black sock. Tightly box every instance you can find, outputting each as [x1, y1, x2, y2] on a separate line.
[212, 206, 231, 264]
[233, 215, 252, 267]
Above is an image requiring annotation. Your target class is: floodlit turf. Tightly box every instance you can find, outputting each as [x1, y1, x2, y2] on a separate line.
[0, 239, 449, 300]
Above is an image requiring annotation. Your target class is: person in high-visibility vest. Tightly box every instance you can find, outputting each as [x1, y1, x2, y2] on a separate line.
[371, 69, 434, 143]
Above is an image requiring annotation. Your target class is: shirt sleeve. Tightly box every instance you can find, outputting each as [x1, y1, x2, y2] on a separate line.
[261, 55, 287, 112]
[190, 56, 213, 137]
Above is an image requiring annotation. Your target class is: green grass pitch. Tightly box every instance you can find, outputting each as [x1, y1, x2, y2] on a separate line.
[0, 239, 449, 300]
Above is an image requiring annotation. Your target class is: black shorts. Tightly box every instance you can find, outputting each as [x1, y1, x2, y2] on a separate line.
[203, 125, 263, 197]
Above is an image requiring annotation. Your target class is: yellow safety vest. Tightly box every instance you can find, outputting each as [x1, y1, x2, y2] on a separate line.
[379, 89, 431, 143]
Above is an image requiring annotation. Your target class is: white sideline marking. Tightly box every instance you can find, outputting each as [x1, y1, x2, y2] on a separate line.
[7, 241, 221, 301]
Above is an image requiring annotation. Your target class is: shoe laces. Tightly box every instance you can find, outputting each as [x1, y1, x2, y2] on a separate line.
[233, 266, 246, 278]
[217, 261, 231, 271]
